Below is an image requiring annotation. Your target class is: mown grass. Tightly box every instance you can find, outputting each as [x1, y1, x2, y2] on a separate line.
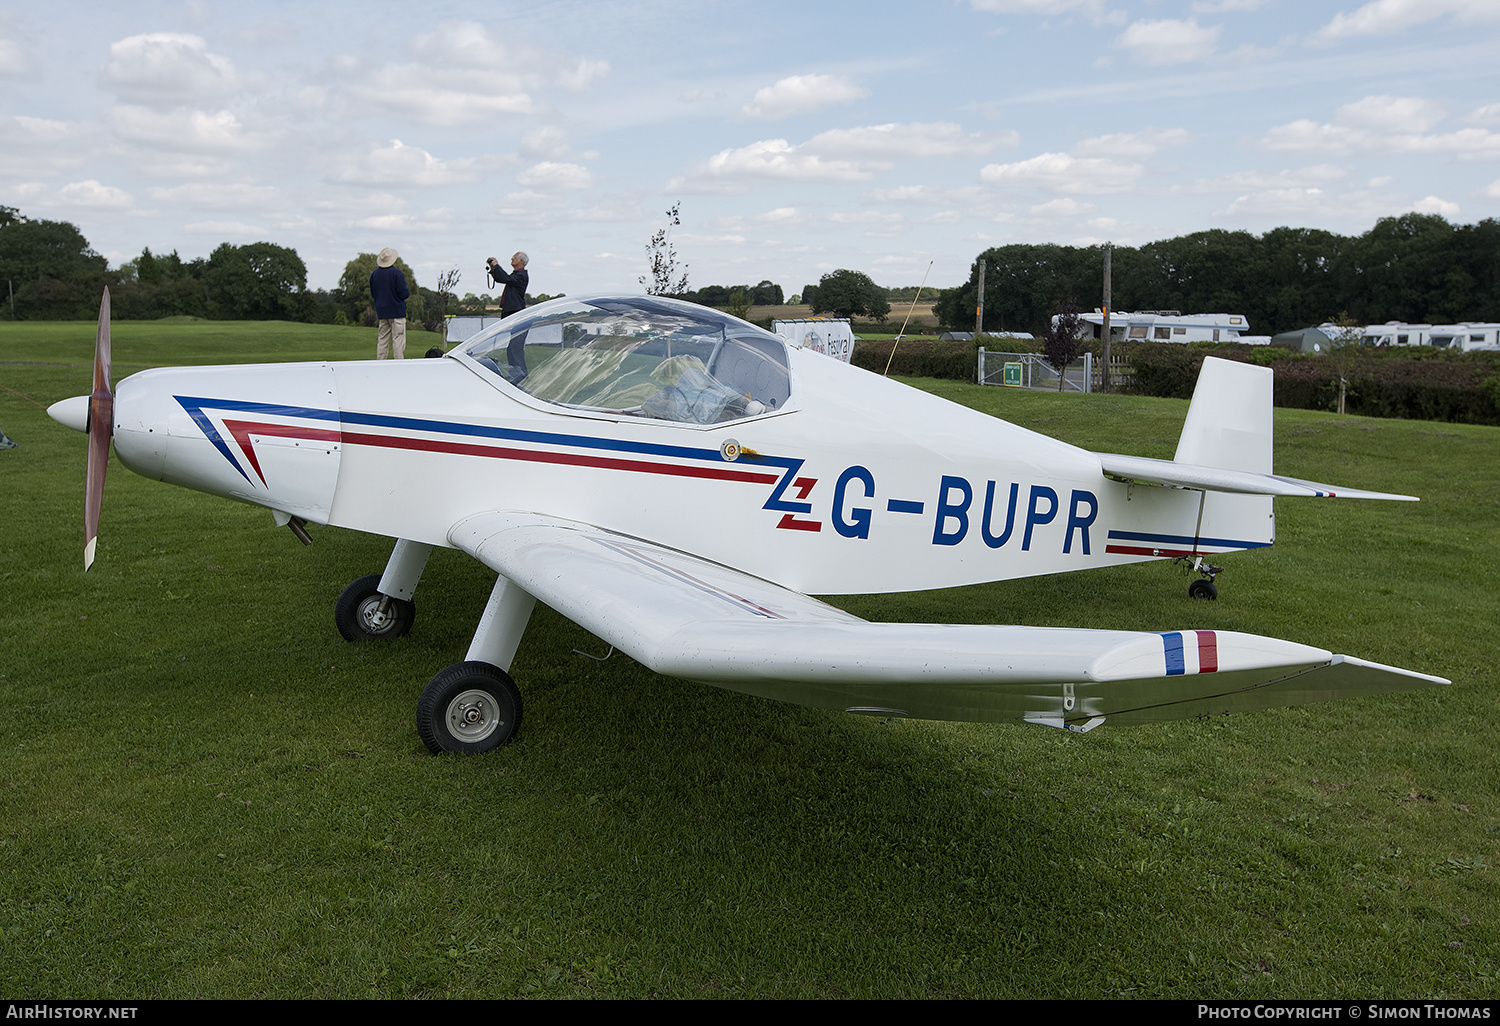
[1, 320, 1496, 998]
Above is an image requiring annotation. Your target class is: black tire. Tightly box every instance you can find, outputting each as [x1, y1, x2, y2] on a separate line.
[334, 574, 415, 641]
[416, 662, 522, 754]
[1188, 579, 1218, 601]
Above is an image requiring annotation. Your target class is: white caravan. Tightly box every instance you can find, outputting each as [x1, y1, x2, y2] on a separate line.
[1063, 310, 1260, 344]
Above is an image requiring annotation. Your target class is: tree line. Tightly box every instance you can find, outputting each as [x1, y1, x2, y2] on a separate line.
[0, 206, 467, 326]
[934, 214, 1500, 338]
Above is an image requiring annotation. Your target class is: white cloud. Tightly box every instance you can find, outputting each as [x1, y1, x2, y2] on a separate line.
[55, 180, 133, 209]
[1260, 97, 1500, 159]
[1413, 195, 1460, 216]
[112, 105, 262, 152]
[1114, 18, 1221, 65]
[181, 220, 267, 238]
[1031, 197, 1095, 217]
[520, 126, 572, 159]
[1466, 104, 1500, 127]
[755, 207, 805, 225]
[557, 58, 609, 91]
[1183, 164, 1348, 193]
[147, 182, 281, 207]
[102, 33, 237, 106]
[967, 0, 1109, 14]
[1221, 187, 1329, 217]
[1191, 0, 1264, 10]
[343, 22, 544, 125]
[802, 122, 1013, 160]
[1336, 95, 1445, 132]
[980, 152, 1144, 193]
[1072, 127, 1192, 158]
[331, 140, 480, 187]
[515, 161, 593, 191]
[0, 117, 91, 176]
[1312, 0, 1500, 44]
[864, 185, 957, 204]
[741, 74, 866, 120]
[0, 36, 26, 75]
[675, 138, 871, 194]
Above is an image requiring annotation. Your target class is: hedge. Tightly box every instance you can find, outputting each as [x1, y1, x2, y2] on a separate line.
[1124, 342, 1500, 425]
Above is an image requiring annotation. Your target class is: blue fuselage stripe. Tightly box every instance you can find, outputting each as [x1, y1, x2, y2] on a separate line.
[1108, 529, 1270, 550]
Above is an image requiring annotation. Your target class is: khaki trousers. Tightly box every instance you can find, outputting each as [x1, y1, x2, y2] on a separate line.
[377, 319, 406, 359]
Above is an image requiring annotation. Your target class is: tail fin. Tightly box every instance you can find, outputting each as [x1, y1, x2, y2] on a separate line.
[1174, 356, 1272, 474]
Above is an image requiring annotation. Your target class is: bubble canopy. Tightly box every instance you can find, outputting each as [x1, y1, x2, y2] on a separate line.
[456, 295, 793, 425]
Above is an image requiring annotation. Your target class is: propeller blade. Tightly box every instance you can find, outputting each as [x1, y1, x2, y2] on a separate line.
[84, 288, 113, 571]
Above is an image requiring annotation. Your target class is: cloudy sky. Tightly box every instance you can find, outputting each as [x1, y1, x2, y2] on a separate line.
[2, 0, 1499, 297]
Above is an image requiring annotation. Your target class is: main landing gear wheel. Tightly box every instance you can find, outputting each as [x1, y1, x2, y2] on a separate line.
[1188, 578, 1218, 601]
[416, 662, 523, 754]
[334, 574, 415, 641]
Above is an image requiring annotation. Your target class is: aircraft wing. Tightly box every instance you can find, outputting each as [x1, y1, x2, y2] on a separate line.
[448, 511, 1447, 731]
[1098, 453, 1418, 501]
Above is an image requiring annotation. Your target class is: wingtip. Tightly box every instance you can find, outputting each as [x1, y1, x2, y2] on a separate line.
[84, 536, 96, 572]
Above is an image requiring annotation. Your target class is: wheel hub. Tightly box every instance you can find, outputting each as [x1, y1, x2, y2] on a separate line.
[446, 689, 501, 743]
[359, 597, 392, 632]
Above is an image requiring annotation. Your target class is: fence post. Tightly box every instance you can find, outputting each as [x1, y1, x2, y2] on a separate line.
[977, 346, 985, 385]
[1084, 352, 1093, 393]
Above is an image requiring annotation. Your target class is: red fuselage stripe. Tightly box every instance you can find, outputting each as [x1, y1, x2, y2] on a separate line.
[339, 430, 782, 484]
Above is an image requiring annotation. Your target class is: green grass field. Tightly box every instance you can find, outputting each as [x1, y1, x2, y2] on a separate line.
[1, 319, 1496, 998]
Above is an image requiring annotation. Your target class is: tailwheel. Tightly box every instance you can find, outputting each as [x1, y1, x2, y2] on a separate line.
[334, 574, 415, 641]
[1187, 578, 1218, 601]
[1175, 554, 1223, 600]
[417, 662, 522, 754]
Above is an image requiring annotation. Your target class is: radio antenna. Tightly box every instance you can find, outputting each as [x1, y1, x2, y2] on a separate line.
[884, 260, 934, 376]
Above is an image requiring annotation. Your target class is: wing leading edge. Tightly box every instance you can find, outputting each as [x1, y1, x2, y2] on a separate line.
[449, 511, 1447, 731]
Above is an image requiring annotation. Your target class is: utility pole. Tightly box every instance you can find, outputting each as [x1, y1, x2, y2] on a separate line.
[1100, 243, 1112, 393]
[974, 260, 986, 336]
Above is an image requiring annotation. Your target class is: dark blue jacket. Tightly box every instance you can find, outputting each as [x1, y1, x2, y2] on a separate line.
[490, 266, 528, 316]
[370, 265, 409, 319]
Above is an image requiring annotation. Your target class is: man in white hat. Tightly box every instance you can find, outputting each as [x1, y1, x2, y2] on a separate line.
[370, 247, 410, 359]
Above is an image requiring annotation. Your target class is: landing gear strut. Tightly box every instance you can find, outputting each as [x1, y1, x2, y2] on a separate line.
[333, 539, 434, 641]
[417, 572, 537, 755]
[1178, 555, 1223, 601]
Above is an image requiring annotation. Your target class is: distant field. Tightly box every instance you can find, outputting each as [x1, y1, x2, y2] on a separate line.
[751, 302, 940, 328]
[1, 320, 1494, 998]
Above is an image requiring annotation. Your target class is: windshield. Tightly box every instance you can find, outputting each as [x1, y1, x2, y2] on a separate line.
[457, 295, 792, 424]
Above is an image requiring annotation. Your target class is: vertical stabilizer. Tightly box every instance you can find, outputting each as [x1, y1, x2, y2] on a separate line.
[1174, 356, 1273, 474]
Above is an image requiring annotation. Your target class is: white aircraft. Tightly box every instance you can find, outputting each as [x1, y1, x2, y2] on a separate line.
[49, 291, 1447, 753]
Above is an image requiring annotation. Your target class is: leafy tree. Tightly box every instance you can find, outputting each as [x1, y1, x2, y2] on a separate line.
[0, 209, 110, 319]
[724, 287, 752, 320]
[809, 269, 890, 321]
[750, 280, 783, 305]
[0, 211, 107, 285]
[204, 242, 308, 320]
[641, 202, 689, 296]
[336, 252, 422, 322]
[1041, 298, 1084, 390]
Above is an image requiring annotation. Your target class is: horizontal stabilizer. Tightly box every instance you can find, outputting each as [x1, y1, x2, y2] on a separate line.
[450, 511, 1445, 730]
[1098, 453, 1417, 501]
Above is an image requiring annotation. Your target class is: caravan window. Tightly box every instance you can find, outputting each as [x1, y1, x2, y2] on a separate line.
[458, 295, 792, 424]
[1153, 327, 1171, 340]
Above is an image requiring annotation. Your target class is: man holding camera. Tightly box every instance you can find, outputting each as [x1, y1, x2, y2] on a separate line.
[487, 252, 531, 381]
[487, 252, 529, 317]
